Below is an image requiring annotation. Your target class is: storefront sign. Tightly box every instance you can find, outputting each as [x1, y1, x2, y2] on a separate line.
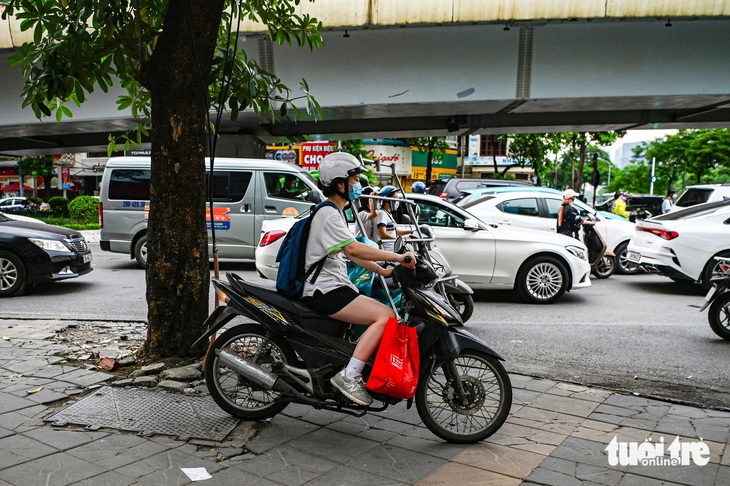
[301, 142, 336, 170]
[366, 144, 412, 176]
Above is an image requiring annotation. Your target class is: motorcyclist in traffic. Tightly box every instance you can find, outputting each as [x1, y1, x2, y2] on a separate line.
[557, 189, 592, 238]
[302, 152, 416, 406]
[411, 181, 427, 193]
[612, 191, 634, 220]
[372, 185, 413, 251]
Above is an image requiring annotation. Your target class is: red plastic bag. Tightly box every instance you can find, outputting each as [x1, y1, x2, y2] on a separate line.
[366, 317, 420, 399]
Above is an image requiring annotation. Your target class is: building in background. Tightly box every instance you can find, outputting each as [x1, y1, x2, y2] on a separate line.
[463, 134, 533, 181]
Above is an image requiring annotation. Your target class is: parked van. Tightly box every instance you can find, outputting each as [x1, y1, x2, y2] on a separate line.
[99, 157, 322, 268]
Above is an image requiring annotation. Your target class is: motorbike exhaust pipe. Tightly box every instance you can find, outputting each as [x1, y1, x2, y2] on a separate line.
[216, 349, 277, 390]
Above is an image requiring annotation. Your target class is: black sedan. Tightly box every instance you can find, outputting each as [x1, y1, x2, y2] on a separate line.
[0, 213, 93, 296]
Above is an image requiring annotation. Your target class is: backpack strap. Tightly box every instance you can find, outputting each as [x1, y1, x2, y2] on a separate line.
[302, 200, 340, 285]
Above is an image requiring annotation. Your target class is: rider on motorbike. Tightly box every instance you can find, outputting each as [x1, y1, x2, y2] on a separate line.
[302, 152, 416, 406]
[411, 181, 427, 194]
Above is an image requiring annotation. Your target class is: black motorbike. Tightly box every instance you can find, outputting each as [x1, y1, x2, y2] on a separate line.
[583, 218, 615, 279]
[700, 256, 730, 340]
[194, 251, 512, 444]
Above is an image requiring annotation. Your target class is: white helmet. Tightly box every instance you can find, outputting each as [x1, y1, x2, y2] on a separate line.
[318, 152, 365, 186]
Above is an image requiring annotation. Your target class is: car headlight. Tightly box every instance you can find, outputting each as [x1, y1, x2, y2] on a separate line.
[29, 238, 72, 253]
[565, 245, 588, 261]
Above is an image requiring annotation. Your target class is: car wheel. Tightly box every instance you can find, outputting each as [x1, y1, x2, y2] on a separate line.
[516, 256, 569, 304]
[615, 241, 639, 275]
[134, 235, 148, 269]
[0, 251, 28, 297]
[701, 251, 730, 290]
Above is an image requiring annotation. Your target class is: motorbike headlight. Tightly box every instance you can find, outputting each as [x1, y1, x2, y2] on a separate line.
[565, 245, 588, 261]
[29, 238, 72, 253]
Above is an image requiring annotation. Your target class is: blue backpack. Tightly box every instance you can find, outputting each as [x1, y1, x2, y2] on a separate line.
[275, 201, 339, 297]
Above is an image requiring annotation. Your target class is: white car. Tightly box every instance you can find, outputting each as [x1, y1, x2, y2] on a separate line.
[256, 194, 592, 304]
[626, 200, 730, 286]
[461, 190, 638, 274]
[0, 196, 50, 212]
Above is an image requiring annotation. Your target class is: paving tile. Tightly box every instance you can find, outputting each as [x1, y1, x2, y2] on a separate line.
[302, 464, 408, 486]
[526, 393, 601, 418]
[0, 452, 107, 486]
[72, 470, 138, 486]
[190, 464, 280, 486]
[450, 442, 545, 478]
[0, 433, 58, 460]
[282, 404, 351, 426]
[530, 456, 623, 485]
[237, 444, 339, 485]
[22, 427, 110, 450]
[488, 421, 568, 455]
[416, 461, 520, 485]
[325, 416, 399, 443]
[114, 447, 226, 484]
[66, 434, 173, 469]
[285, 427, 380, 465]
[510, 406, 585, 434]
[245, 415, 318, 454]
[617, 473, 687, 485]
[385, 433, 468, 460]
[0, 392, 38, 414]
[348, 443, 447, 483]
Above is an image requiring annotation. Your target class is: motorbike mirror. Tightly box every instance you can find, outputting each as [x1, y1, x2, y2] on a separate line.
[463, 219, 481, 232]
[393, 236, 406, 253]
[418, 224, 434, 238]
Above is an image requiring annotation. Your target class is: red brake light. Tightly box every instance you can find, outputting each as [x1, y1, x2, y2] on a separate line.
[259, 230, 287, 247]
[98, 202, 103, 228]
[638, 226, 678, 240]
[439, 192, 448, 200]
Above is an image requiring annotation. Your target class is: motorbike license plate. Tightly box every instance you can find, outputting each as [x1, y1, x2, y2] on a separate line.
[704, 286, 716, 302]
[627, 251, 641, 263]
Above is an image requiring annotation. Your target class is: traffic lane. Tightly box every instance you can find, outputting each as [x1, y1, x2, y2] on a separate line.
[465, 273, 730, 409]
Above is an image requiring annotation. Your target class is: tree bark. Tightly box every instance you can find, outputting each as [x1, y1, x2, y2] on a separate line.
[141, 0, 224, 359]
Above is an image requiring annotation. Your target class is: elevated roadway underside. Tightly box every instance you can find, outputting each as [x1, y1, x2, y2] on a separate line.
[0, 12, 728, 155]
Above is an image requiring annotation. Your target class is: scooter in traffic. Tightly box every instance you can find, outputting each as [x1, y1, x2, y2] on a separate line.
[193, 242, 512, 443]
[583, 218, 615, 279]
[699, 256, 730, 340]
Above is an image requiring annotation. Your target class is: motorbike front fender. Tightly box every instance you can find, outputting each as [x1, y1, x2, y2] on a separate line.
[440, 326, 505, 361]
[441, 277, 473, 294]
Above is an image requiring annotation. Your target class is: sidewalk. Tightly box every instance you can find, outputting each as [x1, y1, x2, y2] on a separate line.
[0, 318, 728, 485]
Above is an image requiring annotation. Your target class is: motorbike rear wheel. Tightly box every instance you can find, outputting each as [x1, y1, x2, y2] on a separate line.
[204, 323, 297, 420]
[593, 255, 615, 279]
[415, 350, 512, 444]
[708, 292, 730, 340]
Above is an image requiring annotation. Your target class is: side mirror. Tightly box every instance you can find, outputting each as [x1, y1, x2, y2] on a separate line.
[464, 219, 481, 232]
[308, 191, 323, 204]
[394, 236, 405, 253]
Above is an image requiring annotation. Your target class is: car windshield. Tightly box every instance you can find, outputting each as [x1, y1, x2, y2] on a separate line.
[651, 199, 730, 220]
[462, 195, 498, 210]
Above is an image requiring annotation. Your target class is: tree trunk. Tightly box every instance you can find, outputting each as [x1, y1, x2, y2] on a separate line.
[140, 1, 224, 359]
[425, 146, 434, 182]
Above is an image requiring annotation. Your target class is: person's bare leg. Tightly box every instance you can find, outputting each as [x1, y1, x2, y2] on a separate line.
[331, 295, 394, 361]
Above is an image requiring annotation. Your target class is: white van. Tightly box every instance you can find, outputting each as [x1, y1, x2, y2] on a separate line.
[99, 157, 322, 268]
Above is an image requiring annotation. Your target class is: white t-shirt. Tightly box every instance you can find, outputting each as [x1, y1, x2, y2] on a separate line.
[302, 204, 358, 297]
[372, 209, 397, 251]
[354, 211, 374, 240]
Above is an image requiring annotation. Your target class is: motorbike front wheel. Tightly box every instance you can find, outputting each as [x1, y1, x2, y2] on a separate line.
[204, 323, 297, 420]
[415, 350, 512, 444]
[593, 255, 616, 279]
[447, 293, 474, 323]
[708, 292, 730, 340]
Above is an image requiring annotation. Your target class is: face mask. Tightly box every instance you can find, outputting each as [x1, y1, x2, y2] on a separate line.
[348, 183, 363, 200]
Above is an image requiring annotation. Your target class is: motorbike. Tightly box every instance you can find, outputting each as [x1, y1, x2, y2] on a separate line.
[699, 256, 730, 340]
[193, 243, 512, 444]
[582, 217, 615, 279]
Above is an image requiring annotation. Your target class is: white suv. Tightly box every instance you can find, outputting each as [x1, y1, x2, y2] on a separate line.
[675, 184, 730, 209]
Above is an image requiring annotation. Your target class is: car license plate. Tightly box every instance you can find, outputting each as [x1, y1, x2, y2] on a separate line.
[704, 286, 716, 302]
[82, 253, 92, 264]
[627, 251, 641, 263]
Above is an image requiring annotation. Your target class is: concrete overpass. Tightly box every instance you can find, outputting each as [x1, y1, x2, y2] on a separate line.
[0, 0, 728, 156]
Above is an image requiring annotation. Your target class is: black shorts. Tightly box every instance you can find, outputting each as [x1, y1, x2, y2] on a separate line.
[303, 287, 360, 316]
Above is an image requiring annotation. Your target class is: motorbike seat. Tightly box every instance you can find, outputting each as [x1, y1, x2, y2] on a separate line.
[232, 277, 349, 337]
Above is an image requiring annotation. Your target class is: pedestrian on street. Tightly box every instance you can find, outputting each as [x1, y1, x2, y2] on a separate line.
[662, 189, 678, 214]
